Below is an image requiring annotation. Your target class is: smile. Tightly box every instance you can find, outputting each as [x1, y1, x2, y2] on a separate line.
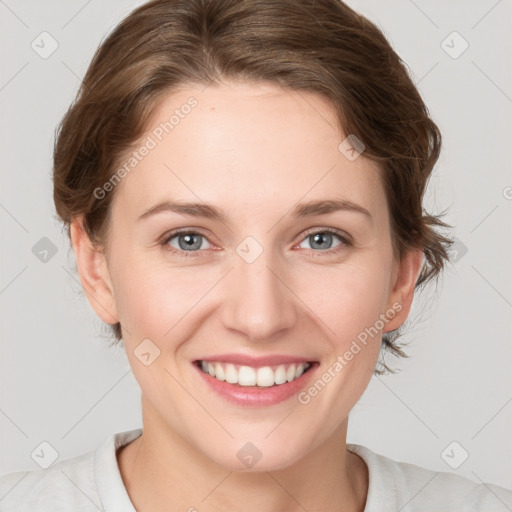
[196, 360, 313, 387]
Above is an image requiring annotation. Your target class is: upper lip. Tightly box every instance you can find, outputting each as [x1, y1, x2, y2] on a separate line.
[195, 354, 317, 367]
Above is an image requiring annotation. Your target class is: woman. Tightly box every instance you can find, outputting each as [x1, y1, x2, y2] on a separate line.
[1, 0, 510, 510]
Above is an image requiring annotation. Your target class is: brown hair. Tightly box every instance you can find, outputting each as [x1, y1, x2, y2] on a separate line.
[53, 0, 453, 374]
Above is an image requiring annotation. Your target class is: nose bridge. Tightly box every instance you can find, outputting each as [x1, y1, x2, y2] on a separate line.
[222, 235, 296, 341]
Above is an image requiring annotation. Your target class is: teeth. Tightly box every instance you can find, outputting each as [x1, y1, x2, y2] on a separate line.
[239, 366, 256, 386]
[198, 361, 312, 387]
[274, 365, 287, 385]
[214, 362, 225, 381]
[256, 366, 275, 387]
[225, 364, 238, 384]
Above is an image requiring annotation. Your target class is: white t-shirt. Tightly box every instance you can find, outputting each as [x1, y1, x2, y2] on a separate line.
[1, 428, 511, 511]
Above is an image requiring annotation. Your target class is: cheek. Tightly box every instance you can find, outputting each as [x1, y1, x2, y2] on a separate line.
[110, 251, 203, 339]
[302, 261, 393, 343]
[111, 239, 394, 351]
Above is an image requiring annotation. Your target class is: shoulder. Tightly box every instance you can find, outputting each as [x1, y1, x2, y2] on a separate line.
[347, 443, 512, 512]
[0, 428, 142, 512]
[0, 449, 99, 511]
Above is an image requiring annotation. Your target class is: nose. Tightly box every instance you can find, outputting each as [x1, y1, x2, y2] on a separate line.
[221, 246, 298, 343]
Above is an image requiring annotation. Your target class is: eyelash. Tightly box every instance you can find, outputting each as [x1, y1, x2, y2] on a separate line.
[161, 228, 352, 258]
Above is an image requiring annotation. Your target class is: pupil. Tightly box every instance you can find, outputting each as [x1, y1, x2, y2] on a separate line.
[180, 234, 201, 250]
[312, 232, 331, 250]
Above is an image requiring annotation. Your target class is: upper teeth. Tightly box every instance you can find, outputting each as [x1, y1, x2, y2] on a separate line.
[199, 361, 311, 387]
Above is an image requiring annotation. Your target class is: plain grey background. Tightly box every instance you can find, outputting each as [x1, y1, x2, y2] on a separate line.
[1, 0, 511, 493]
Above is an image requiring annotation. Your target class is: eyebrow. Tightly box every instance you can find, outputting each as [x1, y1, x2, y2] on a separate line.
[136, 198, 372, 223]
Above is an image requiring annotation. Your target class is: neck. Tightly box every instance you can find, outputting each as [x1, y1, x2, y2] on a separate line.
[117, 398, 368, 512]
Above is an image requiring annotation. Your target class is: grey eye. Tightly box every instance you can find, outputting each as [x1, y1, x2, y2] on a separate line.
[168, 233, 211, 251]
[299, 231, 343, 251]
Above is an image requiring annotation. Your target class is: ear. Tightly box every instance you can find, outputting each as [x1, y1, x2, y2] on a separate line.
[69, 216, 119, 325]
[383, 248, 424, 332]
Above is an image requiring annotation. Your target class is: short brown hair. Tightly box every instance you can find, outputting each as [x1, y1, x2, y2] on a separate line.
[53, 0, 453, 374]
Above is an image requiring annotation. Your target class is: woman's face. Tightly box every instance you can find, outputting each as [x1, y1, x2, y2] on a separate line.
[77, 80, 419, 471]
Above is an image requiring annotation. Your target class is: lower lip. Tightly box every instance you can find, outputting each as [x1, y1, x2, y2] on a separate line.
[193, 362, 318, 407]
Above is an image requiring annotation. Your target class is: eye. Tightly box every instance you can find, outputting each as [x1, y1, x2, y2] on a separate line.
[297, 229, 351, 255]
[161, 228, 351, 258]
[163, 230, 213, 256]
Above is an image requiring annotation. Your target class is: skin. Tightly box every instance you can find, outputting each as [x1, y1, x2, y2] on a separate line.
[71, 80, 423, 511]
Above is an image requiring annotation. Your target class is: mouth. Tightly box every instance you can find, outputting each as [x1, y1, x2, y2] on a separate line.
[194, 360, 316, 388]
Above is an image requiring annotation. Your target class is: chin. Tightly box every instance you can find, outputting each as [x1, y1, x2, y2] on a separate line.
[198, 435, 311, 473]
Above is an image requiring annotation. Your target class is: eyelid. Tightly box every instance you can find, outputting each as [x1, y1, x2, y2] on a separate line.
[161, 226, 352, 257]
[298, 227, 352, 245]
[161, 227, 216, 253]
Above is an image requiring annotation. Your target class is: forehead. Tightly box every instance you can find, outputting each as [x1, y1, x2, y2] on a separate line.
[110, 81, 385, 222]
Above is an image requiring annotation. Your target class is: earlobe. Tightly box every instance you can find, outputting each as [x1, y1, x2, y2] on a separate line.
[383, 249, 424, 333]
[69, 216, 119, 324]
